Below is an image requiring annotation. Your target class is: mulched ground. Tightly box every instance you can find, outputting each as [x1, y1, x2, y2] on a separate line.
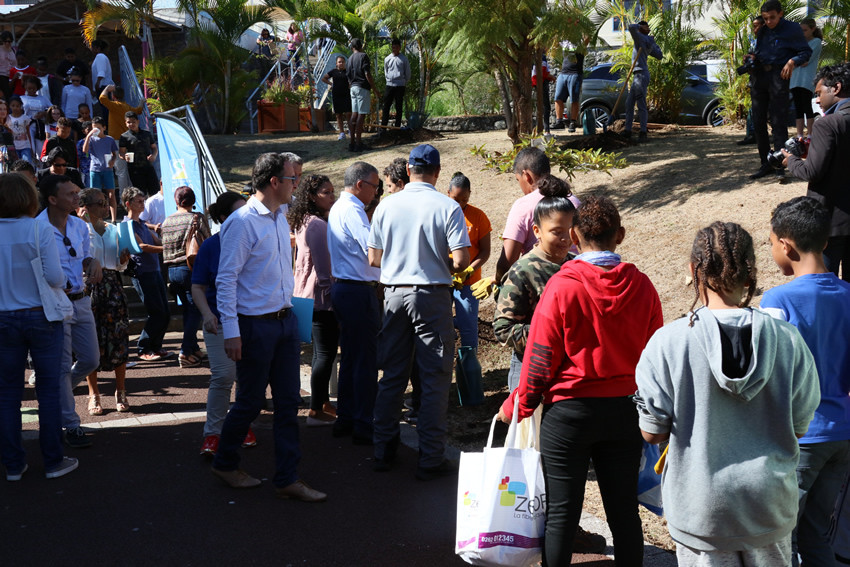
[368, 127, 445, 148]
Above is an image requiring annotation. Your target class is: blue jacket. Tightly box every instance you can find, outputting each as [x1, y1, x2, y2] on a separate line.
[755, 18, 811, 67]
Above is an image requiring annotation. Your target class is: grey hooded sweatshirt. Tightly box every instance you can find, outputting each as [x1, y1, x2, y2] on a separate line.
[635, 307, 820, 551]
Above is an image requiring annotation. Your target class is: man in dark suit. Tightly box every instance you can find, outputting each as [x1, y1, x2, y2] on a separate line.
[783, 63, 850, 280]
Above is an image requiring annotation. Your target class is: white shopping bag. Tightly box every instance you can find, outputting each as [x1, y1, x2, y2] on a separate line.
[456, 397, 546, 567]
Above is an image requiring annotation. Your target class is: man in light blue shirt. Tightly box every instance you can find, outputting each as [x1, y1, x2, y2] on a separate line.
[381, 38, 411, 131]
[37, 174, 102, 449]
[327, 161, 381, 444]
[212, 153, 326, 502]
[368, 144, 470, 480]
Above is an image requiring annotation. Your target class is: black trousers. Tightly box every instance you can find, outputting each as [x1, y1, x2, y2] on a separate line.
[825, 235, 850, 282]
[309, 309, 339, 411]
[128, 164, 160, 196]
[540, 397, 644, 567]
[381, 85, 405, 128]
[751, 67, 790, 165]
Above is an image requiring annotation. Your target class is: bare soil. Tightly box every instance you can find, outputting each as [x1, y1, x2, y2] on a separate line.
[206, 124, 808, 554]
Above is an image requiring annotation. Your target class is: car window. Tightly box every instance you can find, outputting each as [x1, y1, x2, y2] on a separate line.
[587, 66, 619, 81]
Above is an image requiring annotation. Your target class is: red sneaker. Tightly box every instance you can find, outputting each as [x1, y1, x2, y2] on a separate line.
[200, 435, 219, 456]
[241, 428, 257, 448]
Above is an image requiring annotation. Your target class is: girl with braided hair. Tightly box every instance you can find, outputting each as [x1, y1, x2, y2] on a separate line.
[635, 221, 820, 566]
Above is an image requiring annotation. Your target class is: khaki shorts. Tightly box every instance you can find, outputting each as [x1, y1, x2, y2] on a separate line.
[350, 85, 371, 114]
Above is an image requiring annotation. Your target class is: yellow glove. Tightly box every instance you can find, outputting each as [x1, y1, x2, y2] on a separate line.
[471, 276, 497, 300]
[452, 274, 465, 290]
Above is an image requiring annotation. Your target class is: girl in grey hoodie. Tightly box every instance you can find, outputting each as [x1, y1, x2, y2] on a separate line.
[635, 222, 820, 567]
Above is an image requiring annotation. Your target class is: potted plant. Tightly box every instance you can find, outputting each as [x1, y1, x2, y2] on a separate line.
[295, 84, 326, 132]
[257, 76, 301, 133]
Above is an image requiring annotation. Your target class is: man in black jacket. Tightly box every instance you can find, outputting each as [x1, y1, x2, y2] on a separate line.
[783, 64, 850, 280]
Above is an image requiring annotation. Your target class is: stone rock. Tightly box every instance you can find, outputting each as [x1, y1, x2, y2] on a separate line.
[494, 120, 506, 130]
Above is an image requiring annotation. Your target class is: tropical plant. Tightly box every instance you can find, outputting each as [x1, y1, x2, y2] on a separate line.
[819, 0, 850, 62]
[262, 75, 303, 104]
[470, 134, 628, 179]
[178, 0, 273, 133]
[139, 56, 198, 113]
[81, 0, 159, 63]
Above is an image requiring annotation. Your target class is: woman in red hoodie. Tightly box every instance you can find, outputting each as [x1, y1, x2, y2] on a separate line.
[499, 195, 663, 567]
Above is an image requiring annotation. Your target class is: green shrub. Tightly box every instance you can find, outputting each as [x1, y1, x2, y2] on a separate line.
[470, 134, 628, 180]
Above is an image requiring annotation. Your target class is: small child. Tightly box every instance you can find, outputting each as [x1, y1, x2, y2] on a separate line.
[76, 120, 92, 180]
[493, 174, 574, 390]
[73, 103, 92, 142]
[83, 116, 119, 222]
[635, 221, 820, 566]
[760, 196, 850, 565]
[45, 105, 63, 139]
[20, 76, 51, 156]
[499, 195, 663, 566]
[6, 96, 32, 165]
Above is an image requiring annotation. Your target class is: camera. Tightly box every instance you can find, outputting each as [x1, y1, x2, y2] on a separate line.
[767, 137, 810, 169]
[736, 57, 757, 76]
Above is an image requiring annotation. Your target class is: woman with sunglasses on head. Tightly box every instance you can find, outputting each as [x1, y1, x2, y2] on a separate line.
[288, 174, 339, 425]
[77, 189, 131, 415]
[191, 191, 257, 456]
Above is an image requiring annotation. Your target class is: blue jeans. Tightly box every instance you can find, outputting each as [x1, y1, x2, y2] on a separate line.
[331, 282, 379, 437]
[792, 440, 850, 567]
[132, 270, 170, 355]
[167, 265, 201, 355]
[212, 314, 302, 488]
[0, 309, 65, 473]
[59, 296, 100, 429]
[452, 286, 479, 350]
[508, 350, 523, 391]
[625, 72, 649, 133]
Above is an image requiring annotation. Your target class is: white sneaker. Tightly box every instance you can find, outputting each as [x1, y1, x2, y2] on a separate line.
[45, 457, 78, 479]
[338, 132, 346, 140]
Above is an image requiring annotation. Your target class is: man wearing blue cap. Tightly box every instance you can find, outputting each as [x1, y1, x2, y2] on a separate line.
[367, 144, 471, 480]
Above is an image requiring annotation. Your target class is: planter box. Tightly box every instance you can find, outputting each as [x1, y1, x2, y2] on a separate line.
[299, 107, 327, 132]
[257, 101, 300, 133]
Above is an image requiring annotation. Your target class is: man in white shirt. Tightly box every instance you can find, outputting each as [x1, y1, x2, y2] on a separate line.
[90, 40, 114, 128]
[368, 145, 470, 480]
[212, 152, 326, 502]
[140, 185, 164, 233]
[37, 174, 102, 449]
[326, 161, 381, 444]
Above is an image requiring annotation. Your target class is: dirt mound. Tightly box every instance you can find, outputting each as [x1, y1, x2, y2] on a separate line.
[368, 127, 444, 148]
[559, 130, 634, 152]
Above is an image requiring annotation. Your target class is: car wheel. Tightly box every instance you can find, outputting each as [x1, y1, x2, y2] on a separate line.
[581, 103, 612, 131]
[706, 104, 725, 127]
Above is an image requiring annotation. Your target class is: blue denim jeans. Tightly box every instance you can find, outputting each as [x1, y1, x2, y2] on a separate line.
[452, 286, 479, 350]
[132, 270, 170, 355]
[0, 309, 65, 474]
[212, 314, 302, 488]
[167, 265, 201, 355]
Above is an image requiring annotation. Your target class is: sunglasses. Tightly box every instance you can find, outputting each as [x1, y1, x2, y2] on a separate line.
[63, 235, 77, 257]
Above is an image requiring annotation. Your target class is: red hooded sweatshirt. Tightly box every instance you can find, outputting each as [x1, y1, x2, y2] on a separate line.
[502, 259, 663, 421]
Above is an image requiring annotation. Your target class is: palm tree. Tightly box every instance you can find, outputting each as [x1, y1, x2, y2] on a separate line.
[820, 0, 850, 62]
[181, 0, 274, 133]
[81, 0, 159, 64]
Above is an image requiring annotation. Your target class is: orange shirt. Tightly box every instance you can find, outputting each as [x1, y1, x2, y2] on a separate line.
[461, 203, 491, 285]
[98, 93, 144, 138]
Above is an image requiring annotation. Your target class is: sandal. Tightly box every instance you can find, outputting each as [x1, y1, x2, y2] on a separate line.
[115, 390, 130, 412]
[139, 352, 163, 362]
[178, 354, 201, 368]
[88, 395, 103, 416]
[193, 350, 207, 360]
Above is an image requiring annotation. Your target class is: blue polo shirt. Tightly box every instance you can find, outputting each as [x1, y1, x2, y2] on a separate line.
[191, 233, 221, 319]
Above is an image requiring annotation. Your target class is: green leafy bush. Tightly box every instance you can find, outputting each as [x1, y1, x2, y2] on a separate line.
[470, 135, 628, 180]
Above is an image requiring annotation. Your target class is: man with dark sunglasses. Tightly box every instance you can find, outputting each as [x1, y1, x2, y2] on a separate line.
[37, 175, 102, 449]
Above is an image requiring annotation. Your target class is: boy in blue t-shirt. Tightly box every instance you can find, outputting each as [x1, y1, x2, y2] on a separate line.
[761, 196, 850, 567]
[83, 116, 119, 222]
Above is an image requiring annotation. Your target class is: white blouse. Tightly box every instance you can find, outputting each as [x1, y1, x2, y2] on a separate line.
[87, 222, 128, 271]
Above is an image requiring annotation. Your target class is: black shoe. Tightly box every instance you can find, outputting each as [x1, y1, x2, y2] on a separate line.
[638, 131, 648, 142]
[373, 434, 400, 472]
[331, 421, 353, 438]
[64, 427, 92, 448]
[415, 458, 458, 481]
[749, 164, 773, 179]
[568, 120, 577, 133]
[736, 135, 757, 145]
[623, 130, 632, 140]
[553, 119, 566, 130]
[573, 526, 607, 554]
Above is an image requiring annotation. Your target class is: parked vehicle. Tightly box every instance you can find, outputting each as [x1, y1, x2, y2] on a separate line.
[578, 63, 724, 130]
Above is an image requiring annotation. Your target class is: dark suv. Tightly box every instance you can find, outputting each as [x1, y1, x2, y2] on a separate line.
[578, 63, 725, 130]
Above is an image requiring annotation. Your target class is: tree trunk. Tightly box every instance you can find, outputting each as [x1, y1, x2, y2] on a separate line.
[418, 39, 427, 114]
[493, 67, 516, 143]
[223, 59, 231, 135]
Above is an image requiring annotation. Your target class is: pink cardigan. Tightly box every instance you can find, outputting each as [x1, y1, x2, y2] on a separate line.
[293, 215, 333, 311]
